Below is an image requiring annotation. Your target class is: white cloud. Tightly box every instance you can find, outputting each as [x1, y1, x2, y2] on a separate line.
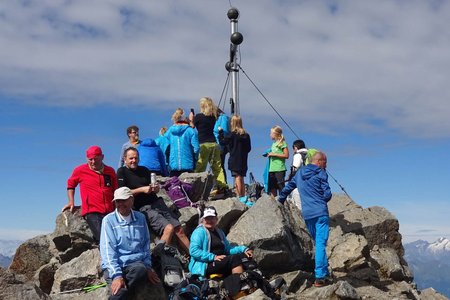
[1, 0, 450, 137]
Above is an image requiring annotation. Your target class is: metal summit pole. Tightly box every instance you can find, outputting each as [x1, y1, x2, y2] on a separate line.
[226, 7, 243, 116]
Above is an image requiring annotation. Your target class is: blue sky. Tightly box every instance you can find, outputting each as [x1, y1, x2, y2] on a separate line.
[1, 0, 449, 243]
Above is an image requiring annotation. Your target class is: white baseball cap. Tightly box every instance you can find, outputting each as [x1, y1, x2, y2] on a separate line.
[113, 187, 134, 201]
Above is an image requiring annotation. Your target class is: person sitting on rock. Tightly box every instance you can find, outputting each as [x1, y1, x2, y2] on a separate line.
[117, 147, 190, 255]
[62, 145, 117, 243]
[278, 151, 332, 287]
[100, 187, 160, 300]
[189, 206, 253, 278]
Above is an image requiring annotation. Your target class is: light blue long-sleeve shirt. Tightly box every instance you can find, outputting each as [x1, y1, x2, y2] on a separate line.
[100, 209, 151, 280]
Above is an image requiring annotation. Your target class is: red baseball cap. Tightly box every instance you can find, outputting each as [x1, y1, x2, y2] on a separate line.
[86, 146, 103, 159]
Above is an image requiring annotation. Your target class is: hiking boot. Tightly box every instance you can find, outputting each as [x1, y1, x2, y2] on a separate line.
[314, 277, 332, 287]
[210, 187, 231, 200]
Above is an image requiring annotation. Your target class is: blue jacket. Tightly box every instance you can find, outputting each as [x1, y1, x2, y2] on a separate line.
[155, 135, 170, 162]
[189, 224, 247, 276]
[165, 124, 200, 171]
[214, 114, 230, 147]
[100, 209, 152, 280]
[138, 138, 168, 176]
[278, 164, 332, 220]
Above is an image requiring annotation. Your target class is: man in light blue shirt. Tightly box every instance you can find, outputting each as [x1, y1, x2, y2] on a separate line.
[100, 187, 160, 299]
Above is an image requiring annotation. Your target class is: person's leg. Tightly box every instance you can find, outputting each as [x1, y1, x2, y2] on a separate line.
[211, 143, 227, 189]
[85, 213, 105, 243]
[104, 269, 128, 300]
[174, 225, 190, 255]
[235, 175, 245, 197]
[220, 147, 228, 184]
[268, 172, 278, 197]
[314, 216, 330, 279]
[160, 224, 175, 245]
[195, 143, 210, 172]
[275, 171, 286, 195]
[123, 261, 148, 288]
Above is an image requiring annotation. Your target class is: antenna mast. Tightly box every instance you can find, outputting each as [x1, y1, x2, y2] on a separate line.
[225, 7, 243, 116]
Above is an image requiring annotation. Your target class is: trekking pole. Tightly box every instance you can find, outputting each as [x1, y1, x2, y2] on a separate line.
[326, 170, 352, 200]
[57, 282, 107, 294]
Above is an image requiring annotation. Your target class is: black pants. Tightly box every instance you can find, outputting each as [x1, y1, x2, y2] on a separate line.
[84, 213, 105, 243]
[105, 261, 148, 300]
[205, 253, 246, 277]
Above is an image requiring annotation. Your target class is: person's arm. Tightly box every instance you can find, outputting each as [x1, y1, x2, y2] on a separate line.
[278, 172, 298, 204]
[191, 130, 200, 161]
[63, 169, 79, 212]
[321, 171, 332, 202]
[99, 217, 123, 287]
[118, 144, 126, 169]
[268, 146, 289, 159]
[62, 189, 76, 212]
[189, 229, 215, 262]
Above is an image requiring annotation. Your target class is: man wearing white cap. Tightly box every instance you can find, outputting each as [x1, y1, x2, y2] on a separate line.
[63, 145, 117, 243]
[100, 187, 160, 300]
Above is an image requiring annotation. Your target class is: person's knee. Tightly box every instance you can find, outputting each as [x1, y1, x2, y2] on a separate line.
[174, 225, 185, 235]
[163, 223, 174, 235]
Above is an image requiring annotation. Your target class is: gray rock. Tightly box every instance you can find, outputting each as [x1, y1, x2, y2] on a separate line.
[0, 267, 50, 300]
[208, 198, 247, 234]
[179, 171, 214, 202]
[227, 195, 314, 276]
[328, 227, 369, 272]
[280, 270, 313, 294]
[9, 235, 53, 281]
[34, 261, 59, 294]
[420, 287, 448, 300]
[370, 247, 411, 281]
[51, 209, 95, 263]
[51, 249, 102, 294]
[335, 281, 360, 299]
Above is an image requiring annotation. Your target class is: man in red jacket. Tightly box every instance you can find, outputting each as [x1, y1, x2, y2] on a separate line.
[62, 146, 118, 243]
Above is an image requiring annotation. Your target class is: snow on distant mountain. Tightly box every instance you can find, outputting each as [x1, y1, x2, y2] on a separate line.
[0, 239, 22, 257]
[404, 237, 450, 298]
[428, 237, 450, 254]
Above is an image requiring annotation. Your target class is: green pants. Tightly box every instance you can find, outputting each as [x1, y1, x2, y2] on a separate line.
[195, 142, 227, 189]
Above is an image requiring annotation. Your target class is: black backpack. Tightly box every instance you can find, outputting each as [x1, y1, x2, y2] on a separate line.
[152, 243, 185, 288]
[247, 172, 263, 201]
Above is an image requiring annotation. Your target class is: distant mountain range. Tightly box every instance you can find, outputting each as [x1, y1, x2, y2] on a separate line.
[404, 237, 450, 298]
[0, 239, 22, 268]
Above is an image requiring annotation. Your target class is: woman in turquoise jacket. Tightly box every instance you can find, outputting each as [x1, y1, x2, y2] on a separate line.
[189, 206, 253, 277]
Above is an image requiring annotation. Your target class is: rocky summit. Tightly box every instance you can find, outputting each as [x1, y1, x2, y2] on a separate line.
[1, 172, 448, 300]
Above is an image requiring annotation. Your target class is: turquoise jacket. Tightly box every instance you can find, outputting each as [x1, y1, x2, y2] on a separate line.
[165, 123, 200, 171]
[189, 224, 247, 276]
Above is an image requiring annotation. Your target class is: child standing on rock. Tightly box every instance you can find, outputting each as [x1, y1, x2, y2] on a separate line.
[265, 125, 289, 197]
[219, 115, 252, 207]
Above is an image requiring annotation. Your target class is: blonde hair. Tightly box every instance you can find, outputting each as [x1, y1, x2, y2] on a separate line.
[159, 126, 167, 136]
[230, 115, 246, 135]
[199, 97, 217, 117]
[271, 125, 285, 146]
[171, 108, 185, 123]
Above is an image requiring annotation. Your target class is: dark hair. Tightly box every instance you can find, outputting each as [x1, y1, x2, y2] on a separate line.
[126, 125, 139, 135]
[293, 139, 306, 150]
[124, 147, 139, 158]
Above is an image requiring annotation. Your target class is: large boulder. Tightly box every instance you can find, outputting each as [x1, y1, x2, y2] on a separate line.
[0, 267, 50, 300]
[227, 195, 314, 276]
[179, 171, 214, 202]
[369, 246, 412, 282]
[9, 235, 53, 281]
[51, 209, 95, 263]
[208, 198, 247, 234]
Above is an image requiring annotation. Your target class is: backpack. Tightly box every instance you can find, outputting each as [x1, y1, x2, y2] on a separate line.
[163, 176, 196, 209]
[153, 243, 185, 288]
[169, 275, 210, 300]
[247, 172, 263, 202]
[305, 148, 318, 165]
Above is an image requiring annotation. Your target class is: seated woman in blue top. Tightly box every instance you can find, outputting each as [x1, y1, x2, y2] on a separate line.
[189, 206, 253, 277]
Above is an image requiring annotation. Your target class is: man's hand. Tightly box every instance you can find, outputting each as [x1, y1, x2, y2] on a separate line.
[214, 255, 226, 261]
[244, 249, 254, 258]
[111, 277, 125, 295]
[147, 269, 161, 284]
[61, 202, 74, 213]
[150, 184, 160, 194]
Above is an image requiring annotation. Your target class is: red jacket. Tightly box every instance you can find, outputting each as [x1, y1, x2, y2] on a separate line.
[67, 164, 117, 216]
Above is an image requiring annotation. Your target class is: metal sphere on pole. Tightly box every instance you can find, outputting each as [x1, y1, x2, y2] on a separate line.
[226, 7, 242, 116]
